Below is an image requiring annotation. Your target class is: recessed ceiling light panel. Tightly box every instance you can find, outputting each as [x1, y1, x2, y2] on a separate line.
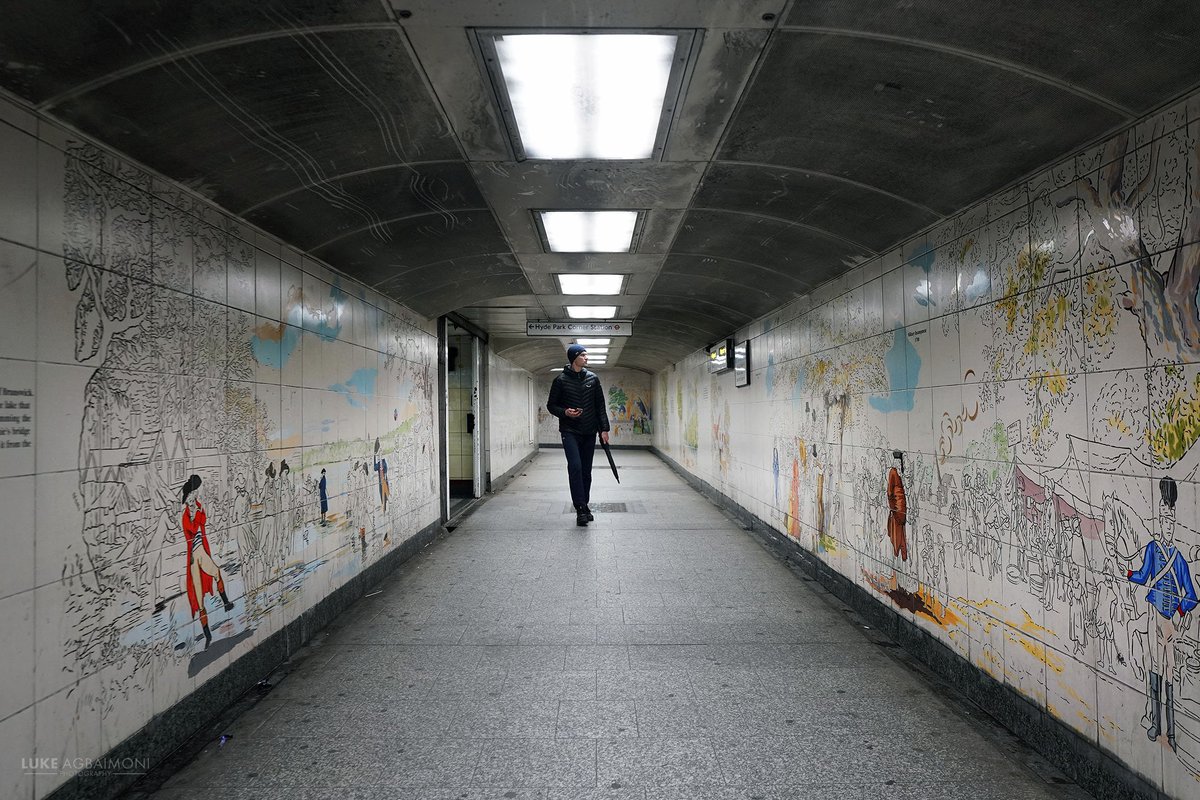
[490, 33, 681, 159]
[566, 305, 618, 319]
[541, 211, 638, 253]
[575, 338, 611, 346]
[557, 273, 626, 294]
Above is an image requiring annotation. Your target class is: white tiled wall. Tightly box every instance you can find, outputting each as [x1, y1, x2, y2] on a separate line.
[488, 350, 537, 480]
[655, 90, 1200, 798]
[0, 93, 440, 798]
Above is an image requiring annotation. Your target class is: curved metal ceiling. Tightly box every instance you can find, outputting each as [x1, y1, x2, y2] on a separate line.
[2, 1, 1195, 373]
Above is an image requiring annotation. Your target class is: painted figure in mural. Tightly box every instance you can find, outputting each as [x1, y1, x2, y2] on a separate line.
[788, 452, 801, 538]
[261, 462, 281, 568]
[949, 489, 964, 569]
[813, 445, 826, 551]
[231, 470, 259, 595]
[922, 523, 948, 598]
[319, 468, 328, 526]
[1068, 561, 1088, 655]
[1096, 560, 1125, 674]
[181, 475, 235, 649]
[886, 450, 908, 562]
[373, 438, 390, 513]
[280, 458, 299, 533]
[547, 344, 611, 527]
[1127, 477, 1199, 751]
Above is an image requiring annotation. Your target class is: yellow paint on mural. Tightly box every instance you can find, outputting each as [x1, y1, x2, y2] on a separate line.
[1083, 271, 1118, 340]
[968, 598, 1007, 611]
[915, 587, 962, 627]
[1105, 414, 1131, 435]
[1008, 631, 1065, 674]
[1017, 609, 1054, 637]
[1027, 371, 1067, 397]
[1148, 372, 1200, 462]
[1061, 682, 1091, 708]
[811, 359, 830, 385]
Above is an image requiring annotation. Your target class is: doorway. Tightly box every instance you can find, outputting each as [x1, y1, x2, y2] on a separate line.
[445, 320, 482, 517]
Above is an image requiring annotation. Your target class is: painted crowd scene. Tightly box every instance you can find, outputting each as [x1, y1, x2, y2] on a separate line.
[20, 138, 441, 773]
[656, 95, 1200, 795]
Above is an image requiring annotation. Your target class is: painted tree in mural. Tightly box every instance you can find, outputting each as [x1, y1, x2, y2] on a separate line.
[61, 146, 269, 690]
[1070, 123, 1200, 472]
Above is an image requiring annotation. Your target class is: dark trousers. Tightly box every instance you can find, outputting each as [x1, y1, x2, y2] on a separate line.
[561, 431, 596, 509]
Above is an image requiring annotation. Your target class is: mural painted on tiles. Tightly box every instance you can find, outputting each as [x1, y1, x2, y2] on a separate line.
[538, 368, 653, 446]
[35, 142, 438, 777]
[655, 96, 1200, 795]
[488, 352, 538, 479]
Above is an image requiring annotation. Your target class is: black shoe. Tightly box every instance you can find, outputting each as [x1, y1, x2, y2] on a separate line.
[1147, 672, 1162, 741]
[575, 506, 589, 526]
[583, 504, 594, 522]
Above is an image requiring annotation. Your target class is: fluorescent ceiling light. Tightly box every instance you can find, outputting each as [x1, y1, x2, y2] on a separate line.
[557, 273, 625, 295]
[575, 338, 611, 346]
[542, 211, 637, 253]
[566, 305, 617, 319]
[493, 33, 678, 159]
[580, 347, 609, 354]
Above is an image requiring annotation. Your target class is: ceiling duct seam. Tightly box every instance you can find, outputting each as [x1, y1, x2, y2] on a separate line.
[710, 160, 943, 217]
[40, 22, 404, 111]
[368, 251, 522, 289]
[775, 26, 1133, 117]
[239, 159, 472, 215]
[684, 207, 879, 253]
[310, 207, 494, 251]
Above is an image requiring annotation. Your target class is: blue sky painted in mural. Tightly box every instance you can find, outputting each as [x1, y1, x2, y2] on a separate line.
[330, 368, 379, 408]
[252, 282, 348, 368]
[870, 325, 921, 413]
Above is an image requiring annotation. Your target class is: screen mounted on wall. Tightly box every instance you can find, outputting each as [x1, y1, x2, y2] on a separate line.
[708, 339, 732, 374]
[733, 340, 750, 387]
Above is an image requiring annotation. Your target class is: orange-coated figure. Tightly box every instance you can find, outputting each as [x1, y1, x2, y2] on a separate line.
[887, 450, 908, 561]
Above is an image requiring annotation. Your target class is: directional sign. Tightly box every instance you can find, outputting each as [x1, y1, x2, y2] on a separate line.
[526, 320, 633, 337]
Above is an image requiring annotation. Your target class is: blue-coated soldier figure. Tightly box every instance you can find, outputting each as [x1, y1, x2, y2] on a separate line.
[1127, 477, 1198, 751]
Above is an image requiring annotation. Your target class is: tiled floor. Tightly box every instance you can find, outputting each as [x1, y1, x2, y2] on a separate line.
[147, 450, 1092, 799]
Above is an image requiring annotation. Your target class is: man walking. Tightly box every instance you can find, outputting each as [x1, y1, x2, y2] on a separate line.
[547, 344, 610, 526]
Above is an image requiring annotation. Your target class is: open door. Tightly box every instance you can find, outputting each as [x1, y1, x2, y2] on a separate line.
[444, 319, 484, 517]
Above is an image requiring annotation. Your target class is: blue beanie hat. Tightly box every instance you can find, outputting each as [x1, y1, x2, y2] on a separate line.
[567, 344, 587, 364]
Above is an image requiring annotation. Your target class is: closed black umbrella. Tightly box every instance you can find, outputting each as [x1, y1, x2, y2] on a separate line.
[600, 439, 620, 483]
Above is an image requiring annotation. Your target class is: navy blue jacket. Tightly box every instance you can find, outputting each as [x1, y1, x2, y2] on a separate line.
[547, 366, 610, 436]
